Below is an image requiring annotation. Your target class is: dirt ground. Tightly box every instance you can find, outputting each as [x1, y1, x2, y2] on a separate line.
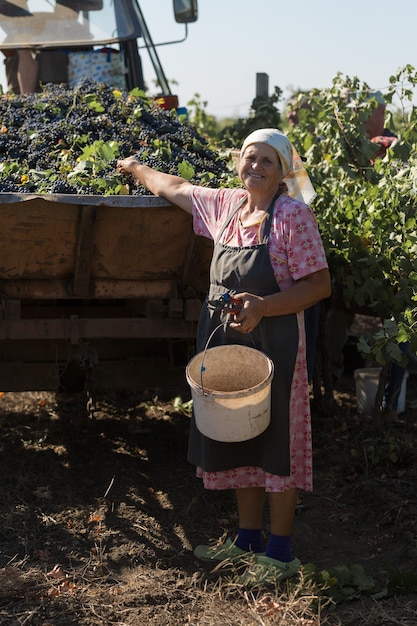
[1, 335, 417, 625]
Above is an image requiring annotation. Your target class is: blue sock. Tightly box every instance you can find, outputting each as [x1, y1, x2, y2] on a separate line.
[235, 528, 264, 553]
[265, 533, 292, 563]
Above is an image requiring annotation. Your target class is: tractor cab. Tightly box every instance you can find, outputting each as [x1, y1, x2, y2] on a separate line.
[0, 0, 198, 103]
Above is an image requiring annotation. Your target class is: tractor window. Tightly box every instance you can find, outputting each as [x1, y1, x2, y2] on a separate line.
[0, 0, 142, 49]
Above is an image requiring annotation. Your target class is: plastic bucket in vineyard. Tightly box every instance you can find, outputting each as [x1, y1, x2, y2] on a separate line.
[354, 367, 408, 414]
[186, 344, 274, 442]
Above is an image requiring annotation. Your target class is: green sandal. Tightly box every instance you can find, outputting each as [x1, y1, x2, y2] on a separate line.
[236, 554, 301, 587]
[193, 537, 259, 563]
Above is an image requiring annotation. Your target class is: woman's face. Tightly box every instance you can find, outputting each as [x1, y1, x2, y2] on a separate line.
[239, 142, 283, 195]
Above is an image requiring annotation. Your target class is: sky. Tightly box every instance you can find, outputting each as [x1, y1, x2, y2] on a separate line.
[0, 0, 416, 118]
[137, 0, 417, 118]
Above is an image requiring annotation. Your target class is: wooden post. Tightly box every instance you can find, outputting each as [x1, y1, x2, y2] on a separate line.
[256, 73, 269, 99]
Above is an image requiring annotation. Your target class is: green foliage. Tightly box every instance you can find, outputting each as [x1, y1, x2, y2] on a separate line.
[186, 93, 223, 140]
[218, 86, 283, 148]
[350, 431, 415, 469]
[303, 562, 378, 604]
[382, 565, 417, 597]
[287, 66, 417, 367]
[404, 531, 417, 558]
[172, 396, 193, 415]
[304, 559, 417, 605]
[177, 160, 195, 180]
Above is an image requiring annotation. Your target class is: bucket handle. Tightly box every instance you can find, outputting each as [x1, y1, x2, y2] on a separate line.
[199, 322, 256, 395]
[199, 322, 224, 395]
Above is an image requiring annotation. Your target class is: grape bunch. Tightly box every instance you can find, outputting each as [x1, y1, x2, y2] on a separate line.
[0, 79, 232, 195]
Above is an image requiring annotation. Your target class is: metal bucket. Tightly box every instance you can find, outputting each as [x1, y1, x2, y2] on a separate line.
[186, 344, 274, 442]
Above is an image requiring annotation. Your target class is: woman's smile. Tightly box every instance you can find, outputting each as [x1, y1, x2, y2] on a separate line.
[239, 143, 283, 194]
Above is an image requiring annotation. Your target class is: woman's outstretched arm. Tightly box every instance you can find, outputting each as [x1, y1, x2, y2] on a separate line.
[117, 156, 193, 214]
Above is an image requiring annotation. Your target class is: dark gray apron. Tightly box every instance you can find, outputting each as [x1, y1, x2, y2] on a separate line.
[187, 193, 299, 476]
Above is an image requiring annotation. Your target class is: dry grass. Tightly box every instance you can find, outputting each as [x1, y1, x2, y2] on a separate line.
[0, 558, 330, 626]
[323, 596, 417, 626]
[1, 510, 416, 626]
[1, 386, 416, 625]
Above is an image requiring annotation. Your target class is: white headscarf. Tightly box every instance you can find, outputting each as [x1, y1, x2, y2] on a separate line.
[240, 128, 316, 205]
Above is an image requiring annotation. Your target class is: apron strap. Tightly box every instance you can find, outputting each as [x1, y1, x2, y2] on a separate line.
[215, 194, 248, 245]
[215, 190, 281, 246]
[261, 190, 281, 242]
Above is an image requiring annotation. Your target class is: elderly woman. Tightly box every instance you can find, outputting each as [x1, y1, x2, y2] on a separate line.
[117, 128, 331, 586]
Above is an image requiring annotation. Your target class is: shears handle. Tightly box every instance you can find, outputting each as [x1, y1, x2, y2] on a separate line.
[221, 293, 242, 315]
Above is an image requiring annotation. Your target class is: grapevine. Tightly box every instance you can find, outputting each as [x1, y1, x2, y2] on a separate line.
[286, 66, 417, 364]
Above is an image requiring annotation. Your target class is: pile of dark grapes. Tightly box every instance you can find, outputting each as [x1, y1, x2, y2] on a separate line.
[0, 79, 232, 195]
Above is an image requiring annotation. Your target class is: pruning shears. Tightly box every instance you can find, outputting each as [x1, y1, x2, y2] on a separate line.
[208, 293, 242, 316]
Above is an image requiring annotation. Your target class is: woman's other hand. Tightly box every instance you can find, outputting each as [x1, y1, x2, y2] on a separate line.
[228, 293, 266, 334]
[228, 268, 331, 334]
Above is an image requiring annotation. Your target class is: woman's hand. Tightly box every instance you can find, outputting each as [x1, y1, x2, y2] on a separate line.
[116, 156, 140, 177]
[228, 269, 331, 334]
[228, 293, 267, 334]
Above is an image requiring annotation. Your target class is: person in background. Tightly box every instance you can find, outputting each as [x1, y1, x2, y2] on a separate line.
[326, 91, 407, 416]
[117, 129, 331, 586]
[365, 94, 407, 416]
[0, 1, 38, 93]
[2, 48, 38, 93]
[364, 91, 397, 159]
[285, 92, 311, 129]
[0, 0, 92, 94]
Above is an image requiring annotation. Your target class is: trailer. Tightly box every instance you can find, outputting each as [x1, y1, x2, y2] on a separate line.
[0, 1, 215, 395]
[0, 192, 212, 392]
